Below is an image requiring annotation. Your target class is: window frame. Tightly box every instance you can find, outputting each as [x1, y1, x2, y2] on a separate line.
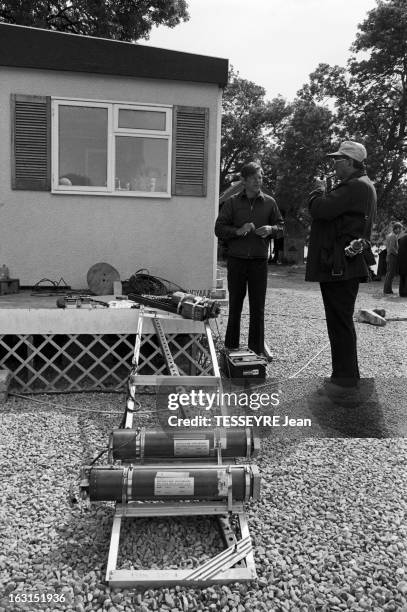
[51, 97, 172, 198]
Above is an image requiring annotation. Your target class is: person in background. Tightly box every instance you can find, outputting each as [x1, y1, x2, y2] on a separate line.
[305, 141, 376, 398]
[214, 161, 283, 356]
[383, 222, 403, 294]
[269, 235, 284, 264]
[398, 228, 407, 297]
[376, 245, 387, 280]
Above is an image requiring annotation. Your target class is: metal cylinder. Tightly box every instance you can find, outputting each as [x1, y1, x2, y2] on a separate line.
[110, 428, 259, 461]
[87, 464, 260, 502]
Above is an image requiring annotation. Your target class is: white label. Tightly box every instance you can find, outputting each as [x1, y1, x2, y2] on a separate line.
[217, 469, 228, 496]
[154, 476, 194, 496]
[174, 439, 210, 456]
[243, 369, 259, 376]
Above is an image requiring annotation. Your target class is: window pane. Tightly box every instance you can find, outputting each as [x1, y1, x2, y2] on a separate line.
[118, 109, 166, 131]
[59, 106, 107, 187]
[115, 137, 168, 192]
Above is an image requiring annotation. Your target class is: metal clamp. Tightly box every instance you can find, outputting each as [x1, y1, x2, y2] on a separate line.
[246, 427, 251, 460]
[140, 428, 146, 463]
[127, 466, 133, 503]
[121, 467, 128, 506]
[227, 465, 233, 512]
[244, 465, 251, 501]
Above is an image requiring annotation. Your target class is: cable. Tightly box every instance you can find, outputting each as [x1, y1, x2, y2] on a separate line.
[89, 448, 108, 466]
[12, 388, 126, 396]
[217, 341, 331, 393]
[285, 342, 330, 379]
[8, 392, 150, 416]
[237, 312, 327, 321]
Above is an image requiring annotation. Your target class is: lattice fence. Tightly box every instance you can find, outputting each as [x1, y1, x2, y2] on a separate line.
[0, 333, 214, 393]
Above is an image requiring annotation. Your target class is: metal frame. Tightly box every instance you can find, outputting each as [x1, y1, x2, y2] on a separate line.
[125, 311, 223, 428]
[105, 502, 257, 587]
[103, 309, 258, 587]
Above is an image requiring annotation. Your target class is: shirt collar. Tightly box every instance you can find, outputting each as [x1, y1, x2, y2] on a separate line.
[242, 189, 264, 201]
[342, 169, 366, 183]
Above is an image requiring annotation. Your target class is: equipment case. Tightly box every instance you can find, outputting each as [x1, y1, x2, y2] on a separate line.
[222, 350, 267, 379]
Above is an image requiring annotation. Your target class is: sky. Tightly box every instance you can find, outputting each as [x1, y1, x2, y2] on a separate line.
[146, 0, 377, 101]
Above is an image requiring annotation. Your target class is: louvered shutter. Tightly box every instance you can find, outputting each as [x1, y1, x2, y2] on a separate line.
[172, 106, 209, 196]
[11, 94, 51, 190]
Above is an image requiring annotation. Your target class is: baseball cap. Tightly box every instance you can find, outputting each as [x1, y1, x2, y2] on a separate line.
[327, 141, 367, 162]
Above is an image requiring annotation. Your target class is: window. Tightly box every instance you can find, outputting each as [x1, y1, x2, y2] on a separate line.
[11, 94, 209, 197]
[52, 99, 172, 196]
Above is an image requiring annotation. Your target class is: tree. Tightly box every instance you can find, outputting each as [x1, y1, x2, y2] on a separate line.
[219, 70, 334, 238]
[220, 67, 291, 193]
[273, 100, 334, 237]
[298, 0, 407, 229]
[0, 0, 189, 41]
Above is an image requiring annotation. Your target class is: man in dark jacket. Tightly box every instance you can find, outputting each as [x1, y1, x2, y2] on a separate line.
[215, 162, 283, 355]
[398, 230, 407, 297]
[305, 141, 377, 394]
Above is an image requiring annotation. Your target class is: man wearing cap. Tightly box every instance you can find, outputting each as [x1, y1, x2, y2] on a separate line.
[305, 141, 377, 396]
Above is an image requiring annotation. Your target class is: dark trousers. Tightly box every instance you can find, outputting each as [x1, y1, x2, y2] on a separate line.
[225, 256, 268, 354]
[320, 279, 360, 386]
[400, 275, 407, 297]
[383, 254, 398, 293]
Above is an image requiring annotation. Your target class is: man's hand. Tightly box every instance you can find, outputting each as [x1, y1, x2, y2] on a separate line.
[255, 225, 273, 238]
[236, 222, 256, 237]
[312, 177, 326, 192]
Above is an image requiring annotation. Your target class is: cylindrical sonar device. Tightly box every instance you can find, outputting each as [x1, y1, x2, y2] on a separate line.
[82, 464, 260, 503]
[110, 428, 260, 462]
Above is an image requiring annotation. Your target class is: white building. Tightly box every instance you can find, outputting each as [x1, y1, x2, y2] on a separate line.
[0, 23, 228, 290]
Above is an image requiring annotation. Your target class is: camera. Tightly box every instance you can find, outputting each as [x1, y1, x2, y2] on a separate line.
[344, 239, 365, 257]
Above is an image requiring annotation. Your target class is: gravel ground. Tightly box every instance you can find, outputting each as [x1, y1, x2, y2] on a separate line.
[1, 267, 407, 612]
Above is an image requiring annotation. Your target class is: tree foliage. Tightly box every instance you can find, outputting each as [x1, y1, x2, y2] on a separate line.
[273, 100, 334, 236]
[299, 0, 407, 229]
[219, 1, 407, 235]
[0, 0, 189, 41]
[220, 67, 291, 192]
[220, 69, 334, 236]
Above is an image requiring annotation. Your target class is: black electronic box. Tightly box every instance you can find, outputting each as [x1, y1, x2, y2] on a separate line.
[222, 350, 267, 379]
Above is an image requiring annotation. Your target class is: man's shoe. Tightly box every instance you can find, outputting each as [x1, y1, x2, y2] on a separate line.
[383, 291, 394, 294]
[318, 381, 362, 406]
[256, 351, 273, 363]
[325, 381, 358, 393]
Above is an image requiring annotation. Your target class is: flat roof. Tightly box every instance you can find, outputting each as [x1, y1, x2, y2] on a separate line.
[0, 22, 229, 86]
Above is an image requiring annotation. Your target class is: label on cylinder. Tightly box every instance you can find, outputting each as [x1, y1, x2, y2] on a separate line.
[217, 469, 228, 496]
[154, 473, 194, 496]
[174, 439, 210, 456]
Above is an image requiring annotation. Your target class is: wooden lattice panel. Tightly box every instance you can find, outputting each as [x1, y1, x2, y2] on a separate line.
[0, 332, 214, 393]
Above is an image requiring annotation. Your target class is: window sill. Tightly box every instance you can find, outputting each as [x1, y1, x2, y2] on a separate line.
[52, 189, 171, 198]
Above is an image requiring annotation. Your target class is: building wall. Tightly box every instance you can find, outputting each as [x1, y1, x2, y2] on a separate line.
[0, 67, 222, 290]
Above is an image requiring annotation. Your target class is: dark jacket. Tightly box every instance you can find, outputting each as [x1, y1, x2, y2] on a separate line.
[215, 189, 284, 259]
[305, 171, 377, 282]
[398, 234, 407, 276]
